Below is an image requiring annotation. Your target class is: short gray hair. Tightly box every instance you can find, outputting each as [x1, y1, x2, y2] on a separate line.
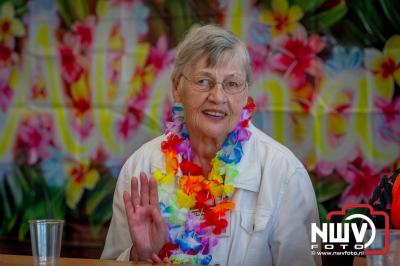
[171, 24, 252, 84]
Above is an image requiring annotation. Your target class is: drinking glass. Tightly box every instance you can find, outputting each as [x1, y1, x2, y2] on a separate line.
[29, 219, 64, 266]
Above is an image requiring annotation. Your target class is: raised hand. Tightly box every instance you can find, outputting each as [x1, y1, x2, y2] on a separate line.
[123, 172, 167, 261]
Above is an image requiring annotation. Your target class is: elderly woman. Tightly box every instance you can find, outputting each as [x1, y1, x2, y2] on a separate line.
[101, 25, 321, 266]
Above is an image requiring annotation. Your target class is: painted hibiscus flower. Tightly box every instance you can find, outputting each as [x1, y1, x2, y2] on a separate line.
[0, 2, 25, 42]
[365, 35, 400, 100]
[260, 0, 303, 37]
[65, 161, 99, 209]
[375, 96, 400, 142]
[71, 15, 96, 53]
[269, 26, 325, 89]
[339, 157, 390, 205]
[148, 35, 174, 71]
[0, 43, 12, 66]
[0, 69, 12, 112]
[16, 113, 54, 165]
[117, 91, 148, 140]
[59, 45, 84, 83]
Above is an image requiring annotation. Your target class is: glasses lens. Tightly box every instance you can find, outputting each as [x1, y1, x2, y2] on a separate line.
[223, 79, 245, 94]
[191, 76, 213, 91]
[185, 75, 246, 94]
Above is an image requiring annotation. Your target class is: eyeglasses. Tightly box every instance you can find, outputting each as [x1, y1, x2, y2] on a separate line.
[181, 74, 247, 95]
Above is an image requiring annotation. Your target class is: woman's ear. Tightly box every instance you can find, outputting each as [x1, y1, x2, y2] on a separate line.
[172, 76, 182, 103]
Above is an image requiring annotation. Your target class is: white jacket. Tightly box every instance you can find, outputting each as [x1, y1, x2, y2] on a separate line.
[101, 123, 321, 266]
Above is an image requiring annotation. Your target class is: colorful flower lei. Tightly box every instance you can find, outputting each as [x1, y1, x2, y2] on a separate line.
[153, 98, 255, 265]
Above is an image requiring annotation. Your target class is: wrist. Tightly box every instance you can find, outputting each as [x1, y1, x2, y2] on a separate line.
[130, 247, 139, 261]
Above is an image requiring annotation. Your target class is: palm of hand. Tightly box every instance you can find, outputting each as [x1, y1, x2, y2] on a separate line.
[123, 172, 167, 261]
[129, 205, 166, 258]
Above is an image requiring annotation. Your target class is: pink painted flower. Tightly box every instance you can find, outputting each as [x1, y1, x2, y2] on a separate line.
[71, 113, 94, 140]
[269, 26, 325, 89]
[59, 45, 84, 83]
[0, 68, 12, 112]
[17, 114, 54, 164]
[339, 158, 389, 205]
[247, 43, 270, 78]
[375, 96, 400, 142]
[148, 35, 174, 71]
[118, 90, 148, 139]
[72, 16, 95, 52]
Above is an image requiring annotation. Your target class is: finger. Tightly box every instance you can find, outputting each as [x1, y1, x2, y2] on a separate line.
[131, 176, 140, 211]
[163, 257, 171, 264]
[123, 191, 135, 225]
[151, 253, 163, 263]
[140, 172, 150, 206]
[149, 176, 159, 208]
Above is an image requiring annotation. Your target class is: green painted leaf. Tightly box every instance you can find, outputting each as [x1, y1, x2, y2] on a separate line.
[89, 194, 113, 234]
[315, 179, 348, 203]
[318, 203, 328, 223]
[342, 207, 366, 224]
[14, 167, 30, 195]
[379, 0, 400, 32]
[349, 0, 391, 43]
[73, 0, 89, 20]
[166, 0, 196, 43]
[5, 174, 23, 208]
[48, 187, 66, 219]
[54, 0, 73, 27]
[303, 2, 347, 32]
[86, 178, 115, 215]
[291, 0, 325, 13]
[18, 200, 47, 240]
[0, 178, 11, 219]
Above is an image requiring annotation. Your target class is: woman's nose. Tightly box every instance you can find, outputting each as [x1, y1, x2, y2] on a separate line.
[207, 83, 227, 104]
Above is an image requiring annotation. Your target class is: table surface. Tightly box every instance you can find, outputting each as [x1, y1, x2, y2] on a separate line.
[1, 253, 367, 266]
[0, 254, 166, 266]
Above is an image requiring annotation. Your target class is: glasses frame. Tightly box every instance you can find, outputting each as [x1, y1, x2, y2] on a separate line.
[181, 73, 247, 95]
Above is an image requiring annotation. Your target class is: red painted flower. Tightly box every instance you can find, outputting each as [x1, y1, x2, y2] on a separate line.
[270, 26, 325, 89]
[59, 46, 84, 83]
[148, 35, 174, 71]
[72, 16, 95, 52]
[0, 43, 11, 66]
[339, 157, 390, 205]
[16, 114, 54, 164]
[0, 69, 12, 112]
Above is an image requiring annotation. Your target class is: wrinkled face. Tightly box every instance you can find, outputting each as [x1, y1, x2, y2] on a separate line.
[172, 53, 249, 142]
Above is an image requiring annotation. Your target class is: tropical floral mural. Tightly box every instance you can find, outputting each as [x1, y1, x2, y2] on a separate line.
[0, 0, 399, 250]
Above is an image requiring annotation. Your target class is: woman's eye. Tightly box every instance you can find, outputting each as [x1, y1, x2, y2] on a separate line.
[196, 79, 211, 86]
[226, 81, 239, 88]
